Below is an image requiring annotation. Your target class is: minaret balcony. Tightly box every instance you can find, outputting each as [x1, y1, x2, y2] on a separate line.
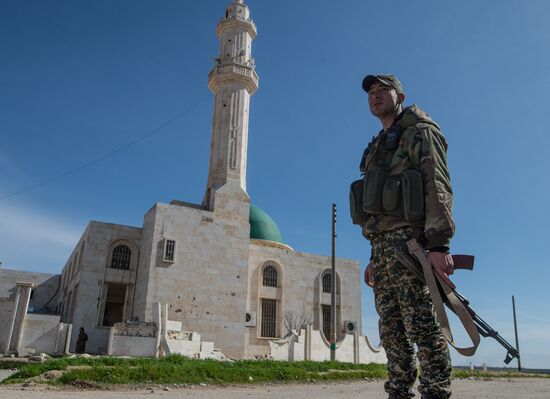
[216, 17, 257, 39]
[208, 62, 259, 94]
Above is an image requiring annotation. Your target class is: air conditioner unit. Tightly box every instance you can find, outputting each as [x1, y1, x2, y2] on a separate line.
[344, 320, 357, 334]
[245, 312, 257, 327]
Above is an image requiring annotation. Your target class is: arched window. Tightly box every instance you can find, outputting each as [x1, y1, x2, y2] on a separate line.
[322, 273, 332, 293]
[262, 265, 278, 287]
[111, 245, 132, 270]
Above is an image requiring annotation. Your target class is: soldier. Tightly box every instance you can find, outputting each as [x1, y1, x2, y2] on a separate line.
[75, 327, 88, 354]
[358, 75, 455, 399]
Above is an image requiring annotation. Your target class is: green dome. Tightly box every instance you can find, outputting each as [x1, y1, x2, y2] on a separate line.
[249, 204, 284, 244]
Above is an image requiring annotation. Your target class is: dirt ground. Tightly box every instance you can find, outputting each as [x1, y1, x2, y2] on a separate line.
[1, 378, 549, 399]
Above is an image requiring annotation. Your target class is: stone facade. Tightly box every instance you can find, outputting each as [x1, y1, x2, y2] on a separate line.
[132, 185, 251, 358]
[245, 241, 362, 357]
[57, 221, 142, 354]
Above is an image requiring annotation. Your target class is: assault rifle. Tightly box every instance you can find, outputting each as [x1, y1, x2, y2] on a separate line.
[394, 239, 520, 365]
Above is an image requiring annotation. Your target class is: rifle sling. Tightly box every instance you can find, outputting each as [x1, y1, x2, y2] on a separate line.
[400, 239, 480, 357]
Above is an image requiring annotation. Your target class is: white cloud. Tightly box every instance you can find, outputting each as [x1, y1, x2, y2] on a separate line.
[0, 202, 82, 273]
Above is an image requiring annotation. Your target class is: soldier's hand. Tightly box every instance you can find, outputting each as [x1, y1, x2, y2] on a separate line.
[364, 261, 374, 288]
[427, 251, 455, 289]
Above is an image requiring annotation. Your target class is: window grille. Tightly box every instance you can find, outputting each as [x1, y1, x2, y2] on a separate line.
[163, 239, 176, 262]
[261, 298, 277, 338]
[262, 265, 278, 287]
[322, 304, 331, 339]
[322, 273, 332, 293]
[111, 245, 132, 270]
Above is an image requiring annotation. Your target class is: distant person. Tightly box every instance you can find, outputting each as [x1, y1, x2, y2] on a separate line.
[75, 327, 88, 354]
[352, 74, 455, 399]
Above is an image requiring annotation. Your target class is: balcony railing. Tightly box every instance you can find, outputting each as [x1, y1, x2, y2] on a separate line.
[218, 16, 256, 31]
[208, 62, 259, 85]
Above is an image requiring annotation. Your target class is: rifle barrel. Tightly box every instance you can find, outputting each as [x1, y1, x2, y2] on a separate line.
[455, 292, 520, 363]
[395, 241, 520, 363]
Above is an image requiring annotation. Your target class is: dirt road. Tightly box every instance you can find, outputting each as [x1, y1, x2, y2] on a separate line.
[1, 378, 549, 399]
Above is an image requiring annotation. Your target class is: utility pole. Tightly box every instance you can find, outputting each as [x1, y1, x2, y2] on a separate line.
[512, 295, 521, 371]
[330, 203, 337, 361]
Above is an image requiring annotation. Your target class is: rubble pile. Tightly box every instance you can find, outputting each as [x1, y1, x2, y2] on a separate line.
[113, 321, 156, 337]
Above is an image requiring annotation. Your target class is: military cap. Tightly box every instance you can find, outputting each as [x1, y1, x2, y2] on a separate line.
[362, 74, 404, 94]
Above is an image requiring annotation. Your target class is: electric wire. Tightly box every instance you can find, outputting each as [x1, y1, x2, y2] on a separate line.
[0, 94, 211, 201]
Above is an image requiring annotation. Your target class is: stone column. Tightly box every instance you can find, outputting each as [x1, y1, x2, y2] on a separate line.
[353, 330, 360, 364]
[6, 282, 35, 354]
[305, 324, 312, 361]
[64, 324, 73, 355]
[152, 302, 162, 358]
[107, 326, 115, 355]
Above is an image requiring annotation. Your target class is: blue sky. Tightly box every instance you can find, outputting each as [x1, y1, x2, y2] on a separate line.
[1, 0, 549, 368]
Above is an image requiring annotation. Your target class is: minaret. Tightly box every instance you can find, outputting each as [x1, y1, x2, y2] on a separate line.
[204, 0, 259, 211]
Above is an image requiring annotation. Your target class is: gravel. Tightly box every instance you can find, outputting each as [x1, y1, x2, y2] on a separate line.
[0, 378, 549, 399]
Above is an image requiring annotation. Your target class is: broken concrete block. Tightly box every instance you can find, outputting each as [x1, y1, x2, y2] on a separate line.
[200, 342, 214, 353]
[18, 348, 35, 357]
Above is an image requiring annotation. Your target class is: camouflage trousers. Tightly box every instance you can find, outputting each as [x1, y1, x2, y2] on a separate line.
[371, 228, 452, 399]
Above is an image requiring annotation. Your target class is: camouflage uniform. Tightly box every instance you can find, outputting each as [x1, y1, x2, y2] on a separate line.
[372, 228, 451, 399]
[362, 105, 454, 399]
[361, 105, 455, 246]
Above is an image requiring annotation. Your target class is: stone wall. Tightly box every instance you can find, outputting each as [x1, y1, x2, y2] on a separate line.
[109, 335, 157, 357]
[269, 328, 386, 364]
[19, 314, 62, 354]
[164, 334, 201, 357]
[57, 221, 142, 354]
[54, 323, 71, 354]
[245, 241, 362, 358]
[0, 299, 14, 353]
[0, 269, 58, 310]
[309, 329, 354, 362]
[358, 335, 386, 364]
[132, 207, 156, 318]
[30, 275, 60, 313]
[108, 321, 157, 357]
[134, 181, 250, 358]
[107, 313, 218, 359]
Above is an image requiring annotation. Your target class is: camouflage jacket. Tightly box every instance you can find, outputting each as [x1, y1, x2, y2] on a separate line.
[361, 105, 455, 250]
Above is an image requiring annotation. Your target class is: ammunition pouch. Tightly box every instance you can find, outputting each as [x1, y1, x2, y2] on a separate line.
[349, 179, 368, 225]
[382, 175, 403, 217]
[349, 168, 425, 224]
[401, 169, 424, 221]
[362, 168, 386, 214]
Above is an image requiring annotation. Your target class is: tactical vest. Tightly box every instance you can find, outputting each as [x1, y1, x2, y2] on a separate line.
[350, 125, 425, 225]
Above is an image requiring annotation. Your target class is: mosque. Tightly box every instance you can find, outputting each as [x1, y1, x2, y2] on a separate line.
[0, 0, 384, 363]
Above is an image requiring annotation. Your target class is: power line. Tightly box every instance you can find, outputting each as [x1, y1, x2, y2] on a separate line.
[0, 95, 211, 201]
